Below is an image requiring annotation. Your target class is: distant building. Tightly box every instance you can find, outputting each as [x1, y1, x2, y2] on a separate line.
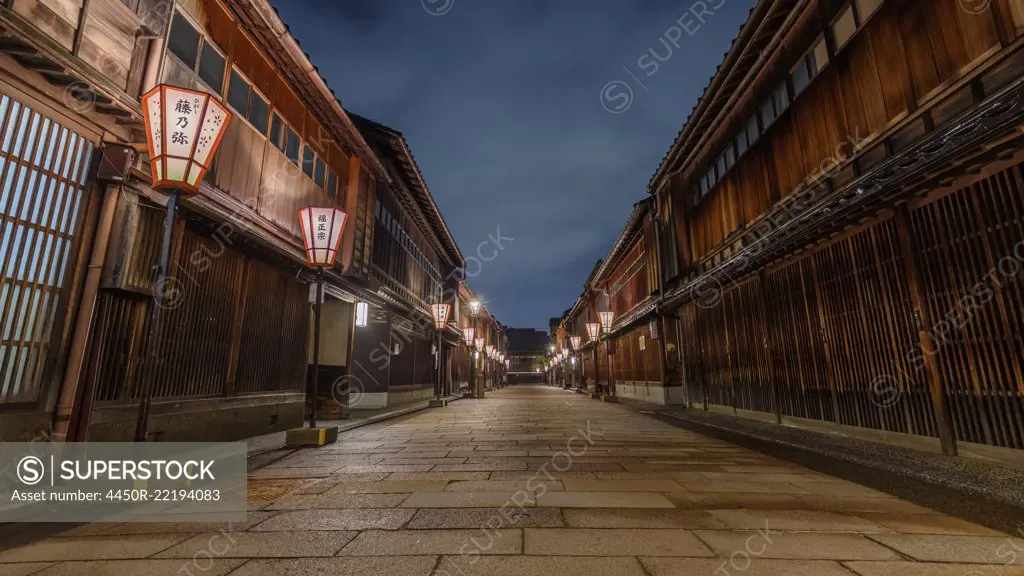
[506, 328, 548, 383]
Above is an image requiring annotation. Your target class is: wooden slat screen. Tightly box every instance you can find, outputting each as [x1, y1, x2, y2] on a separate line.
[89, 223, 309, 403]
[234, 259, 308, 394]
[910, 165, 1024, 448]
[0, 94, 93, 405]
[679, 160, 1024, 449]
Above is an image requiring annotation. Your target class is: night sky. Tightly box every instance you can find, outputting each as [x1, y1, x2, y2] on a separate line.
[270, 0, 755, 330]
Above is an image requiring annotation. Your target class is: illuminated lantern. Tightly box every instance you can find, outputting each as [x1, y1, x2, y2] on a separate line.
[142, 85, 232, 193]
[463, 327, 476, 346]
[298, 207, 348, 267]
[599, 311, 614, 334]
[586, 323, 601, 340]
[569, 336, 582, 350]
[475, 337, 485, 350]
[430, 304, 451, 330]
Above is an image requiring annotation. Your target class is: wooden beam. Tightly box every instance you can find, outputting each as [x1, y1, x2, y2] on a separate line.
[894, 204, 958, 456]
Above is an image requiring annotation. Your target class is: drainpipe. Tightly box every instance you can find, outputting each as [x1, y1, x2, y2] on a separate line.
[53, 182, 119, 442]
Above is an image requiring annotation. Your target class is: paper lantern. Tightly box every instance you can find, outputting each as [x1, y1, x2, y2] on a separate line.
[142, 85, 232, 193]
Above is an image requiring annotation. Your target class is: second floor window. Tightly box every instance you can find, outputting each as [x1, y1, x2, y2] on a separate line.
[167, 11, 226, 96]
[227, 69, 269, 135]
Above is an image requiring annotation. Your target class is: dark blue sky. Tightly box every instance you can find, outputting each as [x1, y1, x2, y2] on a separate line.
[271, 0, 755, 330]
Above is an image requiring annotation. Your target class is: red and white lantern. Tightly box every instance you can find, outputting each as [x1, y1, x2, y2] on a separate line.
[298, 207, 348, 267]
[142, 85, 232, 194]
[430, 304, 451, 330]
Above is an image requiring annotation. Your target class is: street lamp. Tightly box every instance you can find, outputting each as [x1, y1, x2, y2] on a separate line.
[430, 303, 451, 402]
[599, 311, 614, 334]
[569, 336, 582, 350]
[135, 85, 232, 442]
[599, 310, 616, 399]
[463, 327, 479, 398]
[470, 299, 481, 316]
[298, 207, 349, 429]
[586, 323, 601, 341]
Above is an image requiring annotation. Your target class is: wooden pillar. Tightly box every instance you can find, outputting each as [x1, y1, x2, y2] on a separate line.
[894, 205, 958, 456]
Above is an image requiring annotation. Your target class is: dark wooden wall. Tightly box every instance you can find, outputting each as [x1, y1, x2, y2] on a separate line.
[680, 158, 1024, 449]
[681, 0, 1008, 265]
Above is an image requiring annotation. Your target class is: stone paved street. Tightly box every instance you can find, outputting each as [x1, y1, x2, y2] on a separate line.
[1, 385, 1022, 575]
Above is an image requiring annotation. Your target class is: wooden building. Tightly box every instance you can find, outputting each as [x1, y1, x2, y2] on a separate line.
[649, 0, 1024, 455]
[557, 199, 683, 404]
[347, 114, 466, 409]
[0, 0, 500, 441]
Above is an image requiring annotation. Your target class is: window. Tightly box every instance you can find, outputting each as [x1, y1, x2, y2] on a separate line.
[168, 11, 225, 95]
[247, 91, 268, 134]
[227, 69, 268, 134]
[716, 155, 726, 178]
[302, 146, 315, 178]
[810, 36, 829, 74]
[227, 70, 249, 117]
[746, 116, 759, 145]
[760, 99, 776, 129]
[168, 11, 200, 69]
[314, 158, 326, 189]
[270, 114, 284, 150]
[773, 83, 790, 116]
[699, 176, 709, 197]
[791, 58, 811, 95]
[197, 43, 226, 94]
[855, 0, 883, 22]
[326, 170, 338, 200]
[736, 129, 749, 157]
[832, 5, 856, 50]
[285, 130, 300, 164]
[724, 145, 735, 169]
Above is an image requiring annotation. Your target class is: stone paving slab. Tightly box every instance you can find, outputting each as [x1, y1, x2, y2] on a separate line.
[0, 564, 54, 576]
[440, 555, 648, 576]
[225, 556, 439, 576]
[524, 528, 713, 556]
[339, 529, 521, 555]
[694, 530, 902, 561]
[155, 531, 355, 558]
[641, 557, 856, 575]
[250, 509, 416, 531]
[30, 559, 245, 576]
[561, 508, 726, 529]
[865, 533, 1024, 564]
[843, 562, 1024, 575]
[0, 535, 193, 563]
[405, 507, 563, 529]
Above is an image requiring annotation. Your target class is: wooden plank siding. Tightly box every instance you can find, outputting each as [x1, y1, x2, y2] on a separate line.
[680, 0, 1007, 268]
[165, 0, 354, 239]
[678, 160, 1024, 449]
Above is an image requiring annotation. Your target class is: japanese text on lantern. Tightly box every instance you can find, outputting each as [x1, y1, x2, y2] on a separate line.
[317, 214, 328, 241]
